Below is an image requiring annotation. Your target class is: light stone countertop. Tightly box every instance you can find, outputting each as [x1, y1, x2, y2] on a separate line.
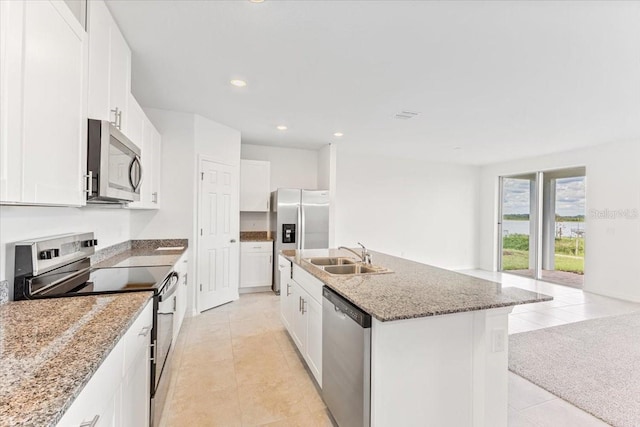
[92, 239, 188, 268]
[0, 292, 152, 427]
[282, 248, 552, 322]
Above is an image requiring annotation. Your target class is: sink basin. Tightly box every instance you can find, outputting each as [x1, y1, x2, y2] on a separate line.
[306, 257, 356, 266]
[323, 264, 389, 275]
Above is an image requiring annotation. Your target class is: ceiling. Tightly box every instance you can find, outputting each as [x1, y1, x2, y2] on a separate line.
[107, 1, 640, 165]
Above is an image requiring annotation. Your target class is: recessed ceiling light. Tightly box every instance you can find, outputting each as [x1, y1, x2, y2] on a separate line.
[249, 0, 265, 3]
[333, 132, 344, 137]
[453, 146, 462, 150]
[277, 125, 288, 131]
[230, 79, 247, 87]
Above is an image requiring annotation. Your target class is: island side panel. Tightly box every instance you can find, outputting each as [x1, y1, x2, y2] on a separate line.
[370, 307, 512, 427]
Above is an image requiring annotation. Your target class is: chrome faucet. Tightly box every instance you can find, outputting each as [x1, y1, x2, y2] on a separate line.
[338, 242, 372, 265]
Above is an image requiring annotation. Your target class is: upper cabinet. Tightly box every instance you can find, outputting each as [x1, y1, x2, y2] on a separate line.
[87, 0, 130, 133]
[240, 160, 271, 212]
[128, 112, 162, 210]
[0, 0, 88, 206]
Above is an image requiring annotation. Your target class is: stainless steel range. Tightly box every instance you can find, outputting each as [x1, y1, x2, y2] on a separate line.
[13, 233, 178, 426]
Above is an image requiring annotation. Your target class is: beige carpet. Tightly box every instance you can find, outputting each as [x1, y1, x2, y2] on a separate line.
[509, 312, 640, 427]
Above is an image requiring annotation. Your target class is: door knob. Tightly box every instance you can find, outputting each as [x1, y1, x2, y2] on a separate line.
[230, 239, 237, 243]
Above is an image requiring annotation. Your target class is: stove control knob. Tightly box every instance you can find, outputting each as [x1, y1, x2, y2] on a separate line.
[83, 239, 98, 247]
[40, 249, 60, 259]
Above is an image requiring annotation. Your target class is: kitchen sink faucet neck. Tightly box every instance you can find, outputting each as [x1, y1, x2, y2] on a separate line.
[338, 243, 372, 265]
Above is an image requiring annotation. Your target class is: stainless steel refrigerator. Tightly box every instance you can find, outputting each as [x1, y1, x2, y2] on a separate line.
[271, 188, 330, 293]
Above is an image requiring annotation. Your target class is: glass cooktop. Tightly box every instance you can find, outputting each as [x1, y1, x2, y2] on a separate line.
[77, 266, 172, 293]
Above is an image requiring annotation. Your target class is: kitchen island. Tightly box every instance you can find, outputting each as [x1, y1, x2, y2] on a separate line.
[281, 248, 552, 427]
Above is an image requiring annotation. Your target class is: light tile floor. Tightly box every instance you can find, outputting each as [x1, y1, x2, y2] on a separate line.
[461, 269, 640, 427]
[159, 292, 333, 427]
[160, 271, 640, 427]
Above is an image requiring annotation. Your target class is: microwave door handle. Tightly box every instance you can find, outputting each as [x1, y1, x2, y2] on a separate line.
[129, 156, 143, 191]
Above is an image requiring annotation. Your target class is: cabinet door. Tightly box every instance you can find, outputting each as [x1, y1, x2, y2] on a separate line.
[239, 160, 270, 212]
[304, 296, 322, 386]
[174, 269, 187, 342]
[108, 21, 130, 131]
[87, 0, 110, 121]
[289, 282, 306, 351]
[125, 94, 144, 147]
[120, 343, 150, 427]
[279, 259, 293, 331]
[240, 251, 273, 288]
[151, 126, 161, 207]
[1, 0, 87, 206]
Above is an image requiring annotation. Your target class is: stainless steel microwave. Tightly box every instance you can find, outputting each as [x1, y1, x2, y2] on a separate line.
[87, 119, 142, 203]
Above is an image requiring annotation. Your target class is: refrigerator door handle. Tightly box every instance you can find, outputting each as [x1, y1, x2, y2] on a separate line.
[300, 204, 306, 250]
[297, 205, 302, 250]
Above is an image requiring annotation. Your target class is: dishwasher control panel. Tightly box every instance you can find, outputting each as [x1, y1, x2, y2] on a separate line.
[323, 286, 371, 328]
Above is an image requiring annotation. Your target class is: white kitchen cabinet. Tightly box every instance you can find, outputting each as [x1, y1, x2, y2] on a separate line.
[125, 94, 144, 147]
[173, 253, 188, 342]
[127, 109, 162, 210]
[279, 256, 293, 330]
[280, 264, 323, 386]
[240, 241, 273, 289]
[240, 160, 271, 212]
[87, 0, 131, 131]
[0, 0, 87, 206]
[57, 300, 152, 427]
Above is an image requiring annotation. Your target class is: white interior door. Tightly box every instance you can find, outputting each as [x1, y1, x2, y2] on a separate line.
[197, 158, 239, 312]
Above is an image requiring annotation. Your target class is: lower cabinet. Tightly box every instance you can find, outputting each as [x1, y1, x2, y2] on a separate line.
[280, 264, 323, 387]
[240, 242, 273, 290]
[173, 253, 188, 342]
[56, 300, 153, 427]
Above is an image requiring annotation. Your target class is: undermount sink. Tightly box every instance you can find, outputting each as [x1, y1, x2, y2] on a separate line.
[306, 257, 356, 266]
[323, 264, 392, 276]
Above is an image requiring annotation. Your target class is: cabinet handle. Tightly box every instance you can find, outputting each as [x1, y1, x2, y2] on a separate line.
[79, 415, 99, 427]
[301, 298, 307, 315]
[117, 109, 123, 130]
[138, 326, 151, 337]
[84, 171, 93, 196]
[286, 283, 291, 296]
[152, 192, 158, 203]
[299, 296, 302, 312]
[110, 107, 119, 128]
[183, 273, 187, 285]
[173, 296, 177, 312]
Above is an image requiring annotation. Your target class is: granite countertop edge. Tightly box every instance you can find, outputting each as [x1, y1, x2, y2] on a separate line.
[281, 249, 553, 322]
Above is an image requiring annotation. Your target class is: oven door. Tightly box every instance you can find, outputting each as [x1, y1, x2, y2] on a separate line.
[154, 272, 178, 392]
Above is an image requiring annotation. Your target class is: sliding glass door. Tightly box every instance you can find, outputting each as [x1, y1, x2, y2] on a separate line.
[498, 174, 538, 279]
[498, 168, 586, 288]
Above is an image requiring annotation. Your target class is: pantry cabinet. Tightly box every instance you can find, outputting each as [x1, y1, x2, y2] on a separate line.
[240, 160, 271, 212]
[87, 0, 131, 133]
[0, 0, 87, 206]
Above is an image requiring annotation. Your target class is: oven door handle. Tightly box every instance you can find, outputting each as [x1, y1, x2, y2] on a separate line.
[159, 272, 179, 302]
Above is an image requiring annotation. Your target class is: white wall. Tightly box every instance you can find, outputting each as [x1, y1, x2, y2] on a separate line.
[478, 140, 640, 301]
[132, 108, 241, 315]
[334, 145, 480, 270]
[240, 144, 319, 191]
[318, 144, 337, 246]
[0, 205, 131, 299]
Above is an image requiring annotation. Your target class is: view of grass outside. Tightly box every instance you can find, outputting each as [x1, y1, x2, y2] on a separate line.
[502, 233, 585, 274]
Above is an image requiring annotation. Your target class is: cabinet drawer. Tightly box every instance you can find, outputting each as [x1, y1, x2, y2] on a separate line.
[123, 299, 153, 373]
[292, 264, 323, 303]
[240, 241, 273, 253]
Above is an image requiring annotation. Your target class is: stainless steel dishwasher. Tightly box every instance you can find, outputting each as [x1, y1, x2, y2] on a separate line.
[322, 286, 372, 427]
